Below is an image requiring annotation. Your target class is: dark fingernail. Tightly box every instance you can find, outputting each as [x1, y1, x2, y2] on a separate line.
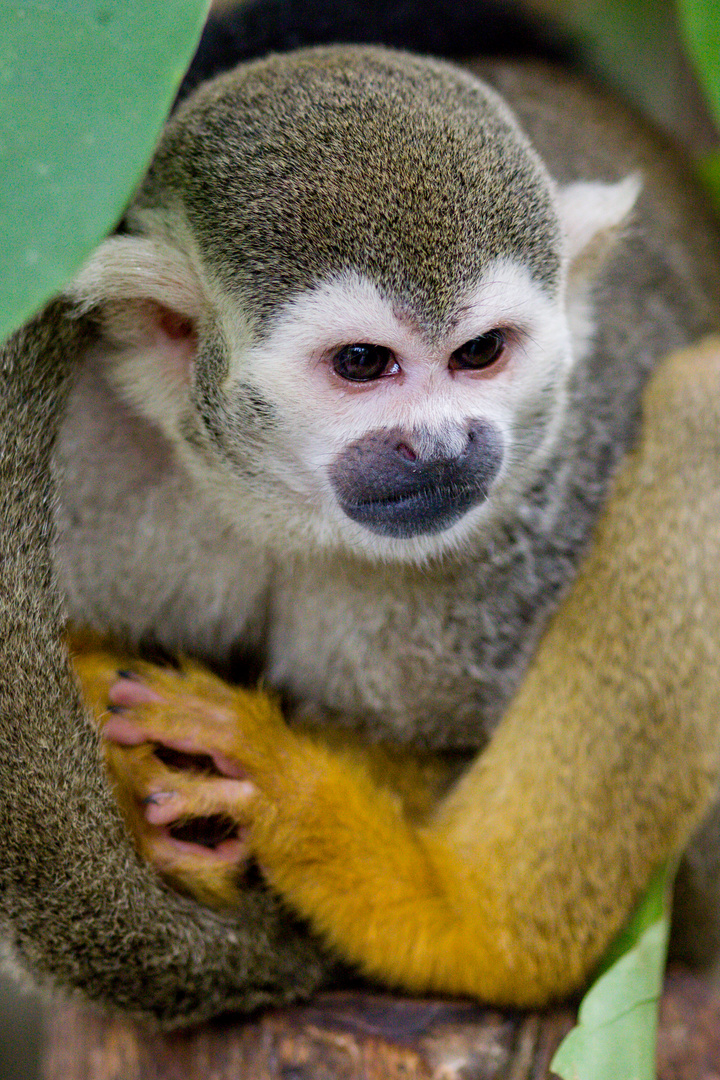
[143, 792, 174, 806]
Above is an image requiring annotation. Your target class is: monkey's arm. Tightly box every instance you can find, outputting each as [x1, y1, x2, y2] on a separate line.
[0, 308, 329, 1025]
[84, 340, 720, 1007]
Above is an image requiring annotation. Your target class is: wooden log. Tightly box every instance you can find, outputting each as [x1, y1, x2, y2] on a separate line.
[42, 968, 720, 1080]
[657, 969, 720, 1080]
[42, 991, 568, 1080]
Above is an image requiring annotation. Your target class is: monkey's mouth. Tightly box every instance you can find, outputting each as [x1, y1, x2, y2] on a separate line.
[339, 480, 492, 538]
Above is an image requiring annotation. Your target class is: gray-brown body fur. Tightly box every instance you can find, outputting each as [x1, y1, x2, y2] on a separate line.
[1, 46, 720, 1022]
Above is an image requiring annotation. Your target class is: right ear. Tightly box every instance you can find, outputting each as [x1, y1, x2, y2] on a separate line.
[65, 236, 209, 425]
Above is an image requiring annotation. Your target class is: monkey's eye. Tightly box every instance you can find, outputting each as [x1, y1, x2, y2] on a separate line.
[450, 330, 507, 371]
[332, 343, 397, 382]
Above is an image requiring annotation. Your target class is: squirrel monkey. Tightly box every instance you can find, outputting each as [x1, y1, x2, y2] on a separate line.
[72, 338, 720, 1007]
[3, 23, 720, 1021]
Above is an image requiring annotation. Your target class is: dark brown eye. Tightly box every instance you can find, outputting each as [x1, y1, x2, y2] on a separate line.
[450, 330, 507, 371]
[332, 343, 395, 382]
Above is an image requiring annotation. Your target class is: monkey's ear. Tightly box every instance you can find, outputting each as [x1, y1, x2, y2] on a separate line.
[66, 237, 211, 422]
[66, 236, 207, 363]
[557, 174, 642, 276]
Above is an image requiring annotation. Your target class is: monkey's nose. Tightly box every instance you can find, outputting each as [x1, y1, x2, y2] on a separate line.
[393, 420, 490, 467]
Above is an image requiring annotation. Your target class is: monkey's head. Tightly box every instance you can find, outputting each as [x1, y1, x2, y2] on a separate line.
[69, 46, 639, 563]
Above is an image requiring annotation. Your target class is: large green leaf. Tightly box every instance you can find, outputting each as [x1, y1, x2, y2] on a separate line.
[551, 863, 674, 1080]
[0, 0, 208, 342]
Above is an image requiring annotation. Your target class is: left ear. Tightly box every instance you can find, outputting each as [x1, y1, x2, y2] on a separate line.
[557, 174, 642, 276]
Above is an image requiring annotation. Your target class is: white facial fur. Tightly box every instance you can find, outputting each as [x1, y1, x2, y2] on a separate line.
[209, 262, 576, 562]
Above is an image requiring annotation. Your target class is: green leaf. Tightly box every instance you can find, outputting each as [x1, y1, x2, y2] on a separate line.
[551, 862, 675, 1080]
[677, 0, 720, 129]
[0, 0, 208, 343]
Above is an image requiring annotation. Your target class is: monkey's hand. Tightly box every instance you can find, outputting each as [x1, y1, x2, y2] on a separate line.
[76, 648, 436, 920]
[74, 643, 473, 978]
[72, 650, 282, 909]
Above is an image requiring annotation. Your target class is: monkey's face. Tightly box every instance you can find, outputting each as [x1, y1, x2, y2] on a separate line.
[174, 260, 576, 563]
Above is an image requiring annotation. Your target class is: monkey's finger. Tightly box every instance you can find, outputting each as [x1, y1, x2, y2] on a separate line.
[143, 790, 192, 824]
[107, 672, 240, 732]
[103, 731, 260, 836]
[118, 745, 260, 824]
[147, 831, 249, 866]
[108, 678, 164, 708]
[103, 740, 256, 842]
[139, 774, 260, 900]
[97, 660, 297, 795]
[143, 778, 257, 825]
[102, 715, 249, 779]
